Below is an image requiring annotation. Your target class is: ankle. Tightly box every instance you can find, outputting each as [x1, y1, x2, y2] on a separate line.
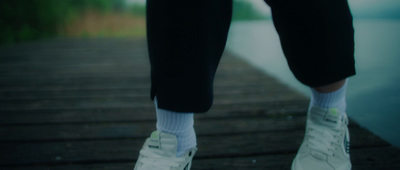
[309, 79, 348, 113]
[154, 98, 197, 157]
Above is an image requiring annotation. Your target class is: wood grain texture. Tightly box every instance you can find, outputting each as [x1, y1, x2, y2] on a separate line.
[0, 38, 398, 170]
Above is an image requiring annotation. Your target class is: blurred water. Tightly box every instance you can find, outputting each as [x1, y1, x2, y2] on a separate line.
[226, 19, 400, 148]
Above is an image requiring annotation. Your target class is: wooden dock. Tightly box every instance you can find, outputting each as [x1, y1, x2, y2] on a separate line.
[0, 38, 399, 170]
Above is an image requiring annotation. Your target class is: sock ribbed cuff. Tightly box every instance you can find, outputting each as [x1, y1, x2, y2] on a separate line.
[310, 79, 348, 113]
[154, 98, 197, 157]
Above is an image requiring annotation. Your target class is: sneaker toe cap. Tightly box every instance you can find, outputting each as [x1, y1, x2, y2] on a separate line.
[292, 154, 335, 170]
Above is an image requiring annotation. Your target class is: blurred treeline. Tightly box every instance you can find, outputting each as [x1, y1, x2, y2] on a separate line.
[0, 0, 266, 45]
[0, 0, 138, 44]
[233, 0, 268, 21]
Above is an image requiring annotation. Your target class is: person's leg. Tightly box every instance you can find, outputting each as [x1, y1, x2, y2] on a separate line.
[266, 0, 355, 87]
[154, 97, 197, 157]
[265, 0, 355, 169]
[135, 1, 232, 169]
[310, 79, 347, 113]
[314, 79, 346, 93]
[147, 0, 232, 113]
[147, 0, 232, 154]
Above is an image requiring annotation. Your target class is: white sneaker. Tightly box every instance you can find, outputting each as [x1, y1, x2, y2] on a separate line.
[291, 106, 351, 170]
[134, 131, 197, 170]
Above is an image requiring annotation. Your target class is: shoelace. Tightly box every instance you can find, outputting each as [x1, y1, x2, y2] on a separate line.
[138, 149, 188, 170]
[306, 122, 341, 156]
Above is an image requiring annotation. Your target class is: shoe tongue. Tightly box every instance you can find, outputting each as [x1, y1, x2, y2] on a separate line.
[147, 131, 178, 157]
[310, 107, 341, 128]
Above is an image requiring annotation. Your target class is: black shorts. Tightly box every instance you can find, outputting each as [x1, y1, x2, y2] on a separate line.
[146, 0, 356, 113]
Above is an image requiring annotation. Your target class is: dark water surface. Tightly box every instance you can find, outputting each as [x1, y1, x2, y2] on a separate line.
[227, 19, 400, 147]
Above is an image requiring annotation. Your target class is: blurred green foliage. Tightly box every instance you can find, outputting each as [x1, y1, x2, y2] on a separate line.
[126, 1, 267, 20]
[0, 0, 125, 44]
[130, 3, 146, 16]
[0, 0, 266, 45]
[232, 0, 268, 21]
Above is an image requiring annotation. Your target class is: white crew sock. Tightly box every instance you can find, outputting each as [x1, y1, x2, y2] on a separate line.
[309, 79, 348, 114]
[154, 98, 197, 157]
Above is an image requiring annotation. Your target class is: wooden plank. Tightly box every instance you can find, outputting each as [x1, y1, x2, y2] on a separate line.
[3, 146, 400, 170]
[0, 80, 286, 94]
[0, 85, 297, 101]
[191, 147, 400, 170]
[0, 100, 308, 125]
[0, 87, 303, 108]
[0, 74, 280, 89]
[0, 116, 308, 141]
[0, 38, 147, 58]
[0, 117, 366, 143]
[0, 64, 259, 77]
[1, 38, 399, 170]
[0, 92, 305, 111]
[0, 126, 390, 167]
